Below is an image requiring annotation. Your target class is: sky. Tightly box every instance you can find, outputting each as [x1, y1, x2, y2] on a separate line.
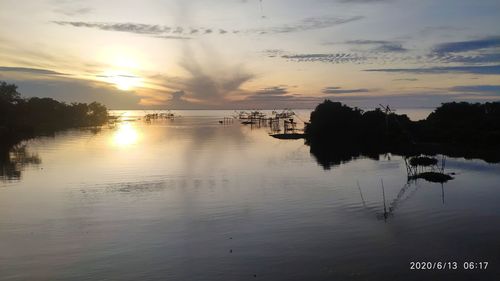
[0, 0, 499, 109]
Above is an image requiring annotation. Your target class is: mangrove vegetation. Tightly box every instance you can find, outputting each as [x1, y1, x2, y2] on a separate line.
[305, 100, 500, 169]
[0, 81, 108, 146]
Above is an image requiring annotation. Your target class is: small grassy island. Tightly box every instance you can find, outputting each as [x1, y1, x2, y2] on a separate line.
[0, 81, 108, 148]
[305, 100, 500, 169]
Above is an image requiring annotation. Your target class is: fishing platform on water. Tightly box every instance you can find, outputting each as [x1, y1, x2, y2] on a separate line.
[221, 109, 308, 139]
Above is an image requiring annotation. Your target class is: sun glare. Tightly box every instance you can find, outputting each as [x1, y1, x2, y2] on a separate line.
[104, 70, 142, 91]
[99, 54, 143, 91]
[113, 122, 139, 147]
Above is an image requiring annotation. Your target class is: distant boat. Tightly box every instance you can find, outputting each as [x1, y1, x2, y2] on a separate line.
[270, 133, 305, 140]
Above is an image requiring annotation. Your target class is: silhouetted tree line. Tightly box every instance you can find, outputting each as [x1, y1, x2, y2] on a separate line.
[305, 101, 413, 147]
[415, 101, 500, 146]
[305, 100, 500, 169]
[0, 81, 108, 145]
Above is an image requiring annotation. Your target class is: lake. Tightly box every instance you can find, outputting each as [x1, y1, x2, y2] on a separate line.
[1, 110, 499, 280]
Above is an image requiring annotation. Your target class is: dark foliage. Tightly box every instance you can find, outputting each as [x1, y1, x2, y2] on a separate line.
[408, 172, 453, 183]
[305, 100, 412, 148]
[418, 102, 500, 146]
[0, 81, 108, 146]
[409, 156, 438, 167]
[305, 100, 500, 169]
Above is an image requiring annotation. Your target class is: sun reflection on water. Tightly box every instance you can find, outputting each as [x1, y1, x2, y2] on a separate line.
[113, 122, 140, 147]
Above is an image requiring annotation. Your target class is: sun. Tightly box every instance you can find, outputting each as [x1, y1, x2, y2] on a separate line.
[99, 55, 143, 91]
[104, 70, 142, 91]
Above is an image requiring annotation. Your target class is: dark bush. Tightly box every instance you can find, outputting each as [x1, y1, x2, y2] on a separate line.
[305, 100, 500, 169]
[0, 81, 108, 144]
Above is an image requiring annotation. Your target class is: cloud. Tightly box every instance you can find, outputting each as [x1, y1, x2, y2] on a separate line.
[162, 90, 197, 108]
[282, 53, 367, 63]
[154, 35, 192, 40]
[417, 26, 465, 37]
[279, 36, 499, 67]
[170, 90, 186, 101]
[4, 77, 141, 109]
[428, 53, 500, 64]
[275, 37, 500, 67]
[374, 43, 407, 53]
[450, 85, 500, 95]
[338, 0, 393, 3]
[263, 49, 286, 58]
[51, 0, 94, 16]
[52, 16, 363, 38]
[96, 74, 140, 79]
[344, 39, 408, 52]
[52, 21, 194, 41]
[427, 36, 500, 64]
[244, 94, 319, 103]
[142, 83, 320, 109]
[345, 39, 392, 45]
[161, 46, 254, 106]
[53, 7, 93, 16]
[53, 21, 171, 35]
[364, 65, 500, 75]
[256, 86, 289, 96]
[243, 86, 320, 107]
[433, 36, 500, 54]
[275, 39, 409, 65]
[262, 16, 363, 34]
[393, 78, 418, 81]
[322, 86, 370, 94]
[0, 66, 67, 76]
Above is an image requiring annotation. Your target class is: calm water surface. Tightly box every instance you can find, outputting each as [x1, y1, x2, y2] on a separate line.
[1, 110, 499, 280]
